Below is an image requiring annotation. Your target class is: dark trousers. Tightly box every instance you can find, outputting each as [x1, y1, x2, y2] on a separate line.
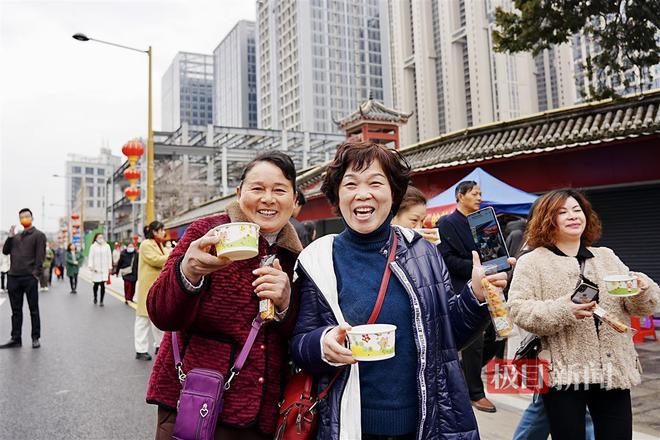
[155, 407, 270, 440]
[69, 274, 78, 291]
[124, 280, 136, 302]
[1, 271, 7, 290]
[92, 282, 105, 303]
[461, 323, 505, 400]
[7, 275, 40, 341]
[542, 385, 632, 440]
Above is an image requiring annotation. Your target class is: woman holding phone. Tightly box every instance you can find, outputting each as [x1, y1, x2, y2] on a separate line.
[508, 189, 659, 440]
[291, 141, 513, 439]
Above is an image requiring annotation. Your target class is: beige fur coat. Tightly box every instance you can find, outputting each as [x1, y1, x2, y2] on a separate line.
[508, 246, 659, 389]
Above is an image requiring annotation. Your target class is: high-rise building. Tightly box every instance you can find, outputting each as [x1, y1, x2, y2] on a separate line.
[161, 52, 214, 131]
[533, 44, 577, 111]
[257, 0, 392, 133]
[213, 20, 258, 128]
[572, 31, 660, 102]
[65, 148, 122, 231]
[388, 0, 538, 145]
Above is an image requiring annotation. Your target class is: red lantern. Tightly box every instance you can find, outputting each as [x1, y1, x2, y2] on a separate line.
[122, 139, 145, 168]
[125, 186, 141, 202]
[61, 228, 68, 233]
[123, 168, 141, 186]
[71, 213, 80, 220]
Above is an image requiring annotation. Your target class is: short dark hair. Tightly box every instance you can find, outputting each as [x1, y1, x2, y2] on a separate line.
[19, 208, 33, 217]
[526, 189, 602, 248]
[455, 180, 478, 202]
[144, 220, 165, 239]
[398, 186, 427, 214]
[240, 151, 296, 190]
[296, 189, 306, 206]
[321, 141, 412, 215]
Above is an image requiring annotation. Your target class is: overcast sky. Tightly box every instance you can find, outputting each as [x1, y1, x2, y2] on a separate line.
[0, 0, 255, 234]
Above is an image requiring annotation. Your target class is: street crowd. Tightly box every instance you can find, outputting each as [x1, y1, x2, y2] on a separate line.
[1, 141, 658, 440]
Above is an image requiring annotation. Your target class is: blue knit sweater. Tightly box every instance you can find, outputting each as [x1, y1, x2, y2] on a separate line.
[333, 218, 418, 436]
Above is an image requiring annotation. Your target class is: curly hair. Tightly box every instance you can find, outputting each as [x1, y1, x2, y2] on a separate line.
[321, 141, 412, 215]
[525, 189, 602, 249]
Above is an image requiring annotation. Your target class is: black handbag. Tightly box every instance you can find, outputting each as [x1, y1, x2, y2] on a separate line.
[513, 333, 542, 360]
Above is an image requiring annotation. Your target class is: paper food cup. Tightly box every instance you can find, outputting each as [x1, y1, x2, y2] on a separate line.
[603, 275, 639, 297]
[213, 222, 260, 261]
[347, 324, 396, 361]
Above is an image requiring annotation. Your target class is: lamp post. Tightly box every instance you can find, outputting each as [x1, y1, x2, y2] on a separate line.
[72, 33, 155, 224]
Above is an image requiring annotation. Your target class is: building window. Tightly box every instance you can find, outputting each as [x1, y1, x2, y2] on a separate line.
[86, 200, 94, 208]
[85, 167, 94, 175]
[97, 168, 105, 176]
[86, 186, 94, 196]
[85, 177, 94, 183]
[97, 200, 103, 208]
[72, 166, 81, 174]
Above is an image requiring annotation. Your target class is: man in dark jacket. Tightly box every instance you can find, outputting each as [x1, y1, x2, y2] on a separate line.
[436, 181, 500, 413]
[1, 208, 47, 349]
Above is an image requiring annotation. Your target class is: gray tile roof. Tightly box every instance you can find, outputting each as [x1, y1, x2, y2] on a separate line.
[300, 89, 660, 192]
[402, 90, 660, 173]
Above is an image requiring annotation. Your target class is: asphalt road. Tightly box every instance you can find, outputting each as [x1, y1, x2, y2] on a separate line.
[0, 276, 156, 440]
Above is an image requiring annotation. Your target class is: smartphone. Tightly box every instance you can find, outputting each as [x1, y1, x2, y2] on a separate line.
[467, 207, 511, 272]
[571, 282, 599, 304]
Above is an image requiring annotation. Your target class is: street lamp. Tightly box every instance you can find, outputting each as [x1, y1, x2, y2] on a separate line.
[72, 32, 155, 224]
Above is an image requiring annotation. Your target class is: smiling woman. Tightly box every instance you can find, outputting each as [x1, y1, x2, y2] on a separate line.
[145, 151, 303, 439]
[290, 141, 509, 439]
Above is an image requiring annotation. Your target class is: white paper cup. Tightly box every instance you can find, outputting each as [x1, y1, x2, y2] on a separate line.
[346, 324, 396, 361]
[603, 275, 639, 297]
[213, 222, 260, 261]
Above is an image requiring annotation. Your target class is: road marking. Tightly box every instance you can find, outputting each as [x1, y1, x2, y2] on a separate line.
[79, 274, 137, 310]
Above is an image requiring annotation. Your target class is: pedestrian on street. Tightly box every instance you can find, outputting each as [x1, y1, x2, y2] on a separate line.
[65, 243, 83, 294]
[145, 151, 302, 439]
[112, 242, 121, 275]
[53, 245, 65, 281]
[291, 141, 512, 439]
[134, 221, 169, 361]
[0, 249, 9, 293]
[87, 233, 112, 306]
[116, 242, 138, 304]
[40, 243, 54, 291]
[0, 208, 47, 349]
[508, 189, 660, 440]
[435, 180, 503, 413]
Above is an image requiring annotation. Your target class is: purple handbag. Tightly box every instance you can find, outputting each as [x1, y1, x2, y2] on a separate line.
[171, 315, 264, 440]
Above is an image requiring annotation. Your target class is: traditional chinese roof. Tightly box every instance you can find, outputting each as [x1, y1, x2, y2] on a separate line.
[301, 89, 660, 194]
[334, 97, 413, 130]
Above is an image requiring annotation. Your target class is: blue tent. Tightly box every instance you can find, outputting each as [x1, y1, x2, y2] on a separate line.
[427, 167, 538, 216]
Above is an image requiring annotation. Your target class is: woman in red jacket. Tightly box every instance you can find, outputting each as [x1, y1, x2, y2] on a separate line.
[146, 151, 303, 440]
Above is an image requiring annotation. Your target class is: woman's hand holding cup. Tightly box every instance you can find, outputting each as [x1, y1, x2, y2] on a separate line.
[181, 229, 233, 284]
[322, 323, 357, 365]
[470, 251, 514, 302]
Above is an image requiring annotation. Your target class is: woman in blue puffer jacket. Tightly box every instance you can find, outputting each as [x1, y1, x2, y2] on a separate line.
[291, 141, 514, 440]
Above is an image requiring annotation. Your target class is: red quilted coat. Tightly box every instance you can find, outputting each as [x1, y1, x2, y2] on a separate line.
[145, 202, 302, 435]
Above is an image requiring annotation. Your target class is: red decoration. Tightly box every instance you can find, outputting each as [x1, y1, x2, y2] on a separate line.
[122, 139, 145, 168]
[123, 168, 141, 186]
[71, 213, 80, 220]
[125, 186, 141, 202]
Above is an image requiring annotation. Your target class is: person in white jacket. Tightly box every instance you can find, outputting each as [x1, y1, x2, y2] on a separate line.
[0, 248, 9, 293]
[87, 233, 112, 306]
